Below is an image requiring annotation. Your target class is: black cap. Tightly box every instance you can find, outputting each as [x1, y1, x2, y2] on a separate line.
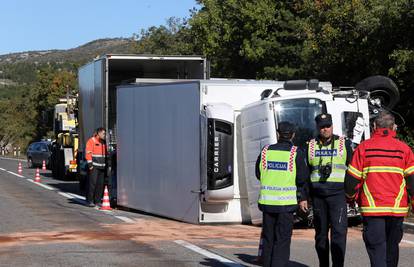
[277, 121, 296, 134]
[315, 113, 332, 128]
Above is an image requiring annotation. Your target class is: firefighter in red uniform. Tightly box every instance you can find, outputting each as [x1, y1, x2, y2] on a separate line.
[85, 127, 108, 207]
[345, 111, 414, 267]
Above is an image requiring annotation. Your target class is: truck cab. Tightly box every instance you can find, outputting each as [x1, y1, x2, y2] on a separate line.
[240, 80, 373, 224]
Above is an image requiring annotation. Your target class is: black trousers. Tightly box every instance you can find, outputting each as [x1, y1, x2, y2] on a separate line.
[262, 212, 294, 267]
[362, 216, 404, 267]
[312, 194, 348, 267]
[87, 168, 105, 204]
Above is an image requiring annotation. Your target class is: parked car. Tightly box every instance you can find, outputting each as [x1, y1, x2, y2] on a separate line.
[26, 141, 52, 168]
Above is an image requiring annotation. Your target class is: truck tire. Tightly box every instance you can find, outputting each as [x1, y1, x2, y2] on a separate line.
[355, 75, 399, 109]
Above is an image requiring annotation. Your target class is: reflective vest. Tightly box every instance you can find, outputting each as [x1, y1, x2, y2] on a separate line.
[258, 145, 298, 206]
[85, 136, 107, 169]
[347, 128, 414, 216]
[308, 137, 347, 183]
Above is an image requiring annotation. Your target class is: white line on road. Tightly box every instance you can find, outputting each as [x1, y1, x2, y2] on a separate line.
[7, 170, 25, 178]
[61, 192, 89, 205]
[58, 192, 75, 199]
[0, 167, 5, 171]
[114, 216, 135, 223]
[0, 157, 24, 162]
[404, 222, 414, 227]
[174, 240, 243, 267]
[27, 179, 56, 190]
[67, 192, 86, 200]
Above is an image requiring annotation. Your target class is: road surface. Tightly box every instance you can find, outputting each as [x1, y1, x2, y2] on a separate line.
[0, 157, 413, 266]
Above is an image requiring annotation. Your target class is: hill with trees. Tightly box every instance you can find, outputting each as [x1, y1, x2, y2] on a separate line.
[0, 38, 134, 150]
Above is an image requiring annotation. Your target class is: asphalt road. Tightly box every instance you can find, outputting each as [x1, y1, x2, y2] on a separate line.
[0, 157, 413, 267]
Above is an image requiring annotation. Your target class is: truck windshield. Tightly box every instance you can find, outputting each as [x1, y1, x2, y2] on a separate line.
[273, 98, 325, 148]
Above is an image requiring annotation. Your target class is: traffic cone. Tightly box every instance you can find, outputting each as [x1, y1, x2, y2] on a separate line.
[42, 160, 46, 171]
[34, 168, 41, 183]
[18, 162, 22, 174]
[100, 186, 112, 211]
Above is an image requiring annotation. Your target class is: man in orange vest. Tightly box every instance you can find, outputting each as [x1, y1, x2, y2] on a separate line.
[345, 111, 414, 267]
[85, 127, 108, 207]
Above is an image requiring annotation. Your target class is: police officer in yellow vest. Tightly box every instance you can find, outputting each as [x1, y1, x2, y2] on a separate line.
[306, 113, 353, 267]
[255, 121, 309, 267]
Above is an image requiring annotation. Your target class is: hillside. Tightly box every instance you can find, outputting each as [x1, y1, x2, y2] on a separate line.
[0, 38, 135, 66]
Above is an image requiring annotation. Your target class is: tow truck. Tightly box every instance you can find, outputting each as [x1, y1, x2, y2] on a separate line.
[50, 96, 79, 180]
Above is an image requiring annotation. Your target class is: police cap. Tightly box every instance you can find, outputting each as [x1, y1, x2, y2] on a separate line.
[315, 113, 332, 128]
[277, 121, 296, 134]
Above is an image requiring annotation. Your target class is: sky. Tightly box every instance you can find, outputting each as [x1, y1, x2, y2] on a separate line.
[0, 0, 198, 55]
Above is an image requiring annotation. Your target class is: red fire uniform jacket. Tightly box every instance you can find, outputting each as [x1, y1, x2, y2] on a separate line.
[85, 136, 107, 169]
[345, 128, 414, 217]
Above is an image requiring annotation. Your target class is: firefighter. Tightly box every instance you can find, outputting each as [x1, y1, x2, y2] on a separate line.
[345, 111, 414, 267]
[306, 113, 353, 267]
[85, 127, 108, 207]
[255, 121, 309, 267]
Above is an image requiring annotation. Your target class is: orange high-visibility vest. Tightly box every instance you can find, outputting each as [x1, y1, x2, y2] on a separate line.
[85, 136, 107, 169]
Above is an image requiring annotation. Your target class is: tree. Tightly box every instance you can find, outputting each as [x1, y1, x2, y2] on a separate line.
[132, 17, 196, 55]
[300, 0, 414, 128]
[30, 66, 78, 139]
[189, 0, 305, 79]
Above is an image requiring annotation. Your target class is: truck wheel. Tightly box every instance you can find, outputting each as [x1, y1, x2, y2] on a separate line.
[355, 75, 399, 109]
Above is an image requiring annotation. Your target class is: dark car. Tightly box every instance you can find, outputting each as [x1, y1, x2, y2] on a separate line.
[27, 141, 52, 168]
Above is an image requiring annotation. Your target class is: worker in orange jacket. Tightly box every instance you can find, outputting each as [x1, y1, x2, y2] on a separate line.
[345, 111, 414, 267]
[85, 127, 108, 207]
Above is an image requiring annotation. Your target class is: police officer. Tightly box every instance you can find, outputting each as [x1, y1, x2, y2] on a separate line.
[255, 121, 309, 267]
[306, 113, 352, 267]
[345, 111, 414, 267]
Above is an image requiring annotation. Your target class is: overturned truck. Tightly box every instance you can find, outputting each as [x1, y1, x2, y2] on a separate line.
[78, 56, 399, 224]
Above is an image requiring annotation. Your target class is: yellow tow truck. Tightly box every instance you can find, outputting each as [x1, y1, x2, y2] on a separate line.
[50, 96, 79, 180]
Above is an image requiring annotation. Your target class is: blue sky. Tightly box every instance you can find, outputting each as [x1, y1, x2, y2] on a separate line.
[0, 0, 198, 55]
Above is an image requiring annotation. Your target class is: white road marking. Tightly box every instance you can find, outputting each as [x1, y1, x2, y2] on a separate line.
[114, 216, 135, 223]
[404, 222, 414, 227]
[0, 157, 24, 162]
[58, 192, 75, 199]
[174, 240, 243, 267]
[7, 170, 25, 178]
[67, 192, 86, 200]
[27, 179, 55, 190]
[0, 167, 5, 171]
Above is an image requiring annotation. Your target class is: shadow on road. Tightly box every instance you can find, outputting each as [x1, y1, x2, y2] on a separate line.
[200, 258, 242, 266]
[235, 253, 309, 267]
[234, 253, 260, 266]
[51, 181, 84, 196]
